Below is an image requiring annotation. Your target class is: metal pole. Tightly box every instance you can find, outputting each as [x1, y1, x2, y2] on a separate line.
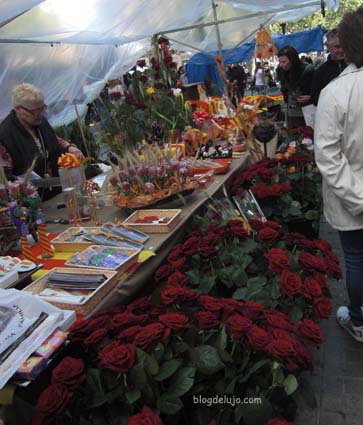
[155, 1, 320, 36]
[165, 36, 213, 56]
[211, 0, 229, 99]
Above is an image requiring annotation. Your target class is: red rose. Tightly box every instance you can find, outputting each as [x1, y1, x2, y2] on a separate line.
[279, 270, 302, 298]
[127, 296, 151, 313]
[161, 283, 185, 305]
[264, 310, 292, 331]
[159, 312, 189, 331]
[247, 325, 271, 351]
[313, 272, 328, 289]
[267, 418, 293, 425]
[325, 249, 339, 264]
[298, 252, 326, 272]
[195, 311, 220, 330]
[182, 236, 201, 255]
[252, 182, 270, 198]
[303, 276, 322, 299]
[134, 323, 170, 351]
[296, 239, 316, 251]
[154, 264, 172, 282]
[68, 318, 90, 342]
[265, 248, 291, 273]
[295, 319, 322, 347]
[128, 405, 164, 425]
[111, 313, 148, 330]
[284, 232, 306, 248]
[313, 297, 332, 319]
[314, 239, 331, 253]
[51, 357, 86, 390]
[199, 241, 218, 257]
[84, 328, 108, 346]
[199, 296, 224, 312]
[99, 342, 136, 372]
[225, 313, 252, 339]
[169, 256, 187, 270]
[239, 301, 265, 320]
[167, 244, 184, 263]
[268, 182, 292, 197]
[167, 271, 189, 287]
[270, 328, 292, 340]
[257, 227, 280, 244]
[249, 219, 265, 231]
[118, 325, 142, 343]
[35, 384, 73, 416]
[181, 288, 200, 305]
[206, 224, 225, 238]
[293, 339, 313, 370]
[148, 304, 167, 319]
[267, 338, 296, 360]
[88, 316, 110, 331]
[265, 220, 282, 231]
[226, 219, 249, 239]
[325, 259, 342, 279]
[258, 168, 275, 181]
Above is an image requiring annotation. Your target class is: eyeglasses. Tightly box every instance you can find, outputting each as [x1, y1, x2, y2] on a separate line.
[18, 104, 47, 116]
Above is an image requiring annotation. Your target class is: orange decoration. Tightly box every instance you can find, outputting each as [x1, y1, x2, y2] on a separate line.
[58, 153, 92, 169]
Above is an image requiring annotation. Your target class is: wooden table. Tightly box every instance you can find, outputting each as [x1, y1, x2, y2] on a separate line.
[41, 153, 250, 315]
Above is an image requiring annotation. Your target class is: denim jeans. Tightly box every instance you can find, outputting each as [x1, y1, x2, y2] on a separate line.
[339, 229, 363, 325]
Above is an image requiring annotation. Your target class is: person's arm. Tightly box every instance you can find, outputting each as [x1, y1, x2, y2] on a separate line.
[315, 88, 363, 216]
[56, 136, 84, 160]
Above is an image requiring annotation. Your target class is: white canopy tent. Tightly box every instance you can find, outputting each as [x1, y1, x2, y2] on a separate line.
[0, 0, 339, 126]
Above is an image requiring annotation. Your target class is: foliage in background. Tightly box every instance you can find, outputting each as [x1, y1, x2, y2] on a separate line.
[270, 0, 363, 33]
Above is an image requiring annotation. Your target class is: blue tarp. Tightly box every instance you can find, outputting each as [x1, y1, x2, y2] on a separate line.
[186, 27, 324, 85]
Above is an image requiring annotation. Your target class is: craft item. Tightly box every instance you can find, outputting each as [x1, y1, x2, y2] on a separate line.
[84, 180, 102, 225]
[18, 217, 36, 262]
[34, 330, 67, 358]
[62, 187, 81, 226]
[122, 209, 181, 233]
[103, 222, 149, 244]
[36, 209, 54, 259]
[13, 356, 47, 381]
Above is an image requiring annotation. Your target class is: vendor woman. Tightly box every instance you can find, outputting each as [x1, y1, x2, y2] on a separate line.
[0, 83, 83, 179]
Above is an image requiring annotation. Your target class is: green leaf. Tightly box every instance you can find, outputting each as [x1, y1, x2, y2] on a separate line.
[247, 276, 267, 288]
[217, 326, 227, 351]
[145, 352, 159, 376]
[270, 280, 280, 299]
[233, 287, 248, 300]
[155, 359, 182, 381]
[238, 359, 270, 383]
[185, 269, 200, 286]
[86, 368, 104, 394]
[199, 275, 217, 294]
[125, 389, 141, 404]
[289, 305, 304, 323]
[168, 367, 196, 397]
[284, 374, 299, 396]
[304, 210, 319, 221]
[157, 395, 184, 414]
[225, 377, 237, 394]
[237, 238, 258, 255]
[128, 364, 147, 389]
[235, 394, 272, 425]
[194, 345, 225, 375]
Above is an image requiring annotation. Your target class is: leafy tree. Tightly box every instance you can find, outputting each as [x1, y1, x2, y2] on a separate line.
[270, 0, 363, 34]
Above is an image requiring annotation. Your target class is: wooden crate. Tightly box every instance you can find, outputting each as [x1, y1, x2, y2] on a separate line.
[52, 227, 101, 252]
[22, 267, 119, 316]
[122, 209, 182, 234]
[65, 245, 141, 271]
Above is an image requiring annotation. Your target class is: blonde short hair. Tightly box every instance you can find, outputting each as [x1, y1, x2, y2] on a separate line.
[12, 83, 44, 108]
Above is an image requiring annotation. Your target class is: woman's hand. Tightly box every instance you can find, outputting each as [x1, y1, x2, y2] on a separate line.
[68, 145, 85, 160]
[297, 95, 311, 105]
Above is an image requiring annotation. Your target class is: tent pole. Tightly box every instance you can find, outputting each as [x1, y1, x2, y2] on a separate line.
[211, 0, 230, 100]
[155, 1, 320, 36]
[231, 17, 272, 51]
[164, 36, 213, 56]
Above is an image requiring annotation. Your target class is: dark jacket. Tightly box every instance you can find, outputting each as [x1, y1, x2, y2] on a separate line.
[310, 55, 347, 106]
[0, 110, 66, 177]
[277, 62, 315, 103]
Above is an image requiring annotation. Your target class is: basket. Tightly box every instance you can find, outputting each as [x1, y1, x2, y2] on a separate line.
[52, 227, 101, 252]
[22, 267, 119, 316]
[122, 209, 182, 233]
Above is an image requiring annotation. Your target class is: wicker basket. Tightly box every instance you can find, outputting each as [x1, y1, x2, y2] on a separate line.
[22, 267, 120, 316]
[52, 227, 102, 252]
[0, 207, 19, 255]
[122, 209, 182, 233]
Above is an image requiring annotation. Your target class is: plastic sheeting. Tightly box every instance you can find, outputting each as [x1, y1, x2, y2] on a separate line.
[0, 0, 45, 26]
[186, 27, 325, 85]
[0, 0, 339, 125]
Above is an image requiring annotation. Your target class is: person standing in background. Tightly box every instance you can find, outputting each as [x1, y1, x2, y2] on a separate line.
[310, 29, 346, 106]
[314, 7, 363, 341]
[276, 45, 315, 126]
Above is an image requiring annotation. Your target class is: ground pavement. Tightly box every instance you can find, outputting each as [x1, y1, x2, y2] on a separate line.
[295, 219, 363, 425]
